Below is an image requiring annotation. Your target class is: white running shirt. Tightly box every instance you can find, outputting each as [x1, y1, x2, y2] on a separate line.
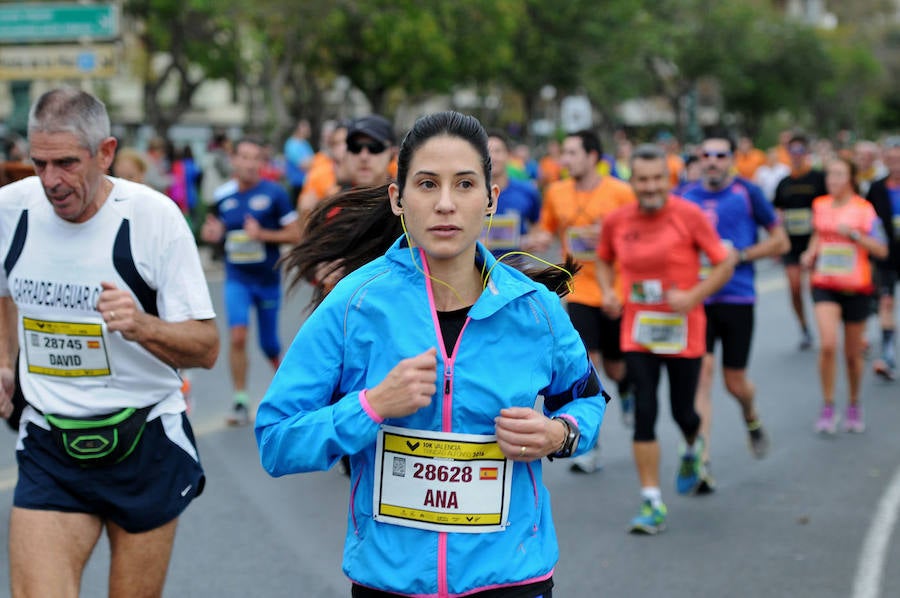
[0, 176, 215, 420]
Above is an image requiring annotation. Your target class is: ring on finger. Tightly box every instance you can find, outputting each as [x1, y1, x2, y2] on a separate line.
[519, 445, 527, 457]
[110, 311, 116, 320]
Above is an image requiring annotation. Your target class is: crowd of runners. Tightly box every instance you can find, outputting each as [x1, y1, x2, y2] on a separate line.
[1, 86, 899, 595]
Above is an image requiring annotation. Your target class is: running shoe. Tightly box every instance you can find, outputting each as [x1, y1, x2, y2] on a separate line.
[873, 359, 896, 382]
[569, 445, 603, 474]
[675, 437, 705, 495]
[844, 405, 866, 433]
[226, 402, 251, 427]
[814, 405, 838, 435]
[696, 462, 717, 495]
[798, 330, 813, 351]
[620, 391, 635, 428]
[747, 420, 770, 459]
[629, 499, 667, 535]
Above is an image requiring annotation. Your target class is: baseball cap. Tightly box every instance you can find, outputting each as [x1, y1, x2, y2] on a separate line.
[347, 115, 395, 146]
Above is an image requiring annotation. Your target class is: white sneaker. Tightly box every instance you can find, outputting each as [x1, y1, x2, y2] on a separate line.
[569, 445, 603, 474]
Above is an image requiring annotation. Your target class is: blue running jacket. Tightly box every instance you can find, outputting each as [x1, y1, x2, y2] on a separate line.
[256, 238, 606, 597]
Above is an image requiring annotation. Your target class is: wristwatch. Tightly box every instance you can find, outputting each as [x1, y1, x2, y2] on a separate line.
[549, 417, 580, 460]
[849, 230, 861, 242]
[738, 249, 750, 264]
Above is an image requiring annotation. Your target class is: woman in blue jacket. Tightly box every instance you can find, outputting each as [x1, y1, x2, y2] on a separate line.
[256, 111, 607, 598]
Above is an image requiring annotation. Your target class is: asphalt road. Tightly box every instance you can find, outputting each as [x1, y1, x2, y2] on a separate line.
[1, 257, 900, 597]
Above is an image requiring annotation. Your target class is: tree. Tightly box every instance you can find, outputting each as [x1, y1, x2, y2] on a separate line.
[317, 0, 520, 116]
[124, 0, 240, 134]
[228, 0, 337, 143]
[810, 26, 885, 136]
[502, 0, 597, 136]
[720, 20, 831, 137]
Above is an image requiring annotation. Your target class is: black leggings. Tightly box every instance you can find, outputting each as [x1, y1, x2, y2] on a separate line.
[625, 352, 702, 443]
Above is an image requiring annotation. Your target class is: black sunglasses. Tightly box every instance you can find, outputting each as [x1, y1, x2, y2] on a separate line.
[347, 139, 387, 155]
[702, 151, 731, 159]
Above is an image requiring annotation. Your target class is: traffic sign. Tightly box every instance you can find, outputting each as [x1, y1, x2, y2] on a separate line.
[0, 44, 117, 80]
[0, 4, 119, 44]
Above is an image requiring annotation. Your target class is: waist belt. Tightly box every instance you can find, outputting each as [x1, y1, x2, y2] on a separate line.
[38, 404, 155, 468]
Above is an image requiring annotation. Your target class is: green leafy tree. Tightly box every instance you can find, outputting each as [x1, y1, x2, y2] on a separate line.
[811, 26, 885, 136]
[124, 0, 240, 134]
[721, 20, 831, 137]
[318, 0, 519, 115]
[228, 0, 336, 142]
[501, 0, 597, 133]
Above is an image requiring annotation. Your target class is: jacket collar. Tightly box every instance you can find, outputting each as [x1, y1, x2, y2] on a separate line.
[384, 236, 536, 318]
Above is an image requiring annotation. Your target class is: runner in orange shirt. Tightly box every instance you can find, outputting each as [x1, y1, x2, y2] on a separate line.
[538, 139, 564, 190]
[297, 121, 348, 223]
[734, 135, 767, 180]
[801, 156, 887, 434]
[524, 129, 636, 472]
[598, 144, 736, 534]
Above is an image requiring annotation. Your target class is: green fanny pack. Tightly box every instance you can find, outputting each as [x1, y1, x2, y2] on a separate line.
[44, 405, 154, 468]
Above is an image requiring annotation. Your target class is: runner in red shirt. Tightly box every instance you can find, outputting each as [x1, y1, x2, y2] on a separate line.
[597, 144, 736, 534]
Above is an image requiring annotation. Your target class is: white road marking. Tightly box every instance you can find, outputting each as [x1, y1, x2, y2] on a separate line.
[853, 464, 900, 598]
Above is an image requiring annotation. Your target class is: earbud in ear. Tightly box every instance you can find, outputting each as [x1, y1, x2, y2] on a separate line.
[396, 197, 402, 208]
[487, 198, 493, 208]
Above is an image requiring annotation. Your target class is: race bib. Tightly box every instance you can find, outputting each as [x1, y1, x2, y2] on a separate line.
[630, 280, 664, 304]
[633, 311, 687, 354]
[481, 213, 521, 252]
[783, 208, 813, 236]
[566, 226, 598, 262]
[373, 426, 513, 533]
[225, 230, 265, 264]
[22, 316, 112, 377]
[817, 242, 856, 276]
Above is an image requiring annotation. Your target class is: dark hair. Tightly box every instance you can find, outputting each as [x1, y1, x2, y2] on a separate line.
[788, 133, 809, 147]
[567, 130, 603, 159]
[486, 129, 510, 150]
[629, 143, 666, 169]
[396, 111, 492, 199]
[282, 111, 579, 309]
[704, 129, 735, 153]
[281, 184, 403, 306]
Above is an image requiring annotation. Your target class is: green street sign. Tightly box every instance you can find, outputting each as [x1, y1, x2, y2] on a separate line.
[0, 3, 119, 43]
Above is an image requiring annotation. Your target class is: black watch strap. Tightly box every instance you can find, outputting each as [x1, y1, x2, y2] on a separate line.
[548, 416, 580, 460]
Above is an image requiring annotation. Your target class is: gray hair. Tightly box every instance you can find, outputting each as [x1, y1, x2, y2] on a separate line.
[28, 88, 110, 155]
[629, 143, 666, 169]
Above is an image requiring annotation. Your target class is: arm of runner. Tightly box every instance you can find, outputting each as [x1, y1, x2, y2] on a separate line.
[365, 348, 438, 419]
[0, 296, 15, 420]
[296, 189, 319, 233]
[596, 258, 622, 318]
[494, 407, 567, 462]
[244, 214, 302, 245]
[742, 224, 790, 261]
[200, 213, 225, 243]
[800, 233, 819, 269]
[521, 228, 553, 252]
[668, 249, 737, 314]
[97, 282, 219, 369]
[838, 220, 889, 260]
[746, 184, 790, 259]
